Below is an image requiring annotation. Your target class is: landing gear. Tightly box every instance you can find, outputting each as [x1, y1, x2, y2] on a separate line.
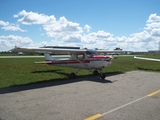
[93, 70, 106, 79]
[100, 73, 106, 79]
[69, 69, 106, 79]
[93, 70, 99, 75]
[69, 72, 76, 79]
[69, 69, 81, 79]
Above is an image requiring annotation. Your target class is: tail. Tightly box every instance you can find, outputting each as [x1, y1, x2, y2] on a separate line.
[44, 54, 55, 61]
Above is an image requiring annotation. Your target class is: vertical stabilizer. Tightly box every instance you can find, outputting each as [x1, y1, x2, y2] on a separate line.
[44, 54, 54, 61]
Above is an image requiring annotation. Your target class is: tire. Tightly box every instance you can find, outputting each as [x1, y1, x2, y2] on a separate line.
[69, 73, 76, 79]
[100, 73, 106, 79]
[93, 70, 99, 75]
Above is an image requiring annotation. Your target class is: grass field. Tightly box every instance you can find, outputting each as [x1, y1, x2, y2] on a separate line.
[0, 55, 160, 88]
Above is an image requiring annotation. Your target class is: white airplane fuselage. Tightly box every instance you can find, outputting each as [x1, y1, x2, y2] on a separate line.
[45, 54, 113, 70]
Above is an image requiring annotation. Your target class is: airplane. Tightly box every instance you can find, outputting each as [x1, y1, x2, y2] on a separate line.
[11, 46, 122, 79]
[134, 56, 160, 62]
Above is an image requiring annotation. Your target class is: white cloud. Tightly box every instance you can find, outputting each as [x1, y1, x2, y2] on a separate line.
[0, 20, 9, 26]
[144, 14, 160, 31]
[49, 39, 82, 48]
[147, 13, 160, 23]
[2, 24, 27, 32]
[62, 34, 82, 42]
[44, 16, 83, 37]
[144, 22, 160, 30]
[0, 35, 33, 50]
[0, 40, 12, 51]
[128, 30, 151, 42]
[84, 24, 91, 32]
[151, 29, 160, 37]
[115, 36, 127, 42]
[82, 30, 113, 44]
[0, 20, 26, 32]
[96, 31, 113, 39]
[15, 10, 56, 25]
[15, 10, 83, 37]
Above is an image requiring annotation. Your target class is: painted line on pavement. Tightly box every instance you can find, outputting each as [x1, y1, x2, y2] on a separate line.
[147, 90, 160, 97]
[84, 113, 102, 120]
[102, 96, 148, 116]
[84, 89, 160, 120]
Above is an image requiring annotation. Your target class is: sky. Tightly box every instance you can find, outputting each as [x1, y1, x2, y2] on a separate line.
[0, 0, 160, 51]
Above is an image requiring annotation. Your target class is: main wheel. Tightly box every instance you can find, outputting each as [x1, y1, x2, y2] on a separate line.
[93, 70, 99, 75]
[69, 73, 76, 79]
[100, 73, 106, 79]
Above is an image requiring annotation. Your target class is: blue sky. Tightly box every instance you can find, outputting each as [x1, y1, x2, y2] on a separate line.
[0, 0, 160, 51]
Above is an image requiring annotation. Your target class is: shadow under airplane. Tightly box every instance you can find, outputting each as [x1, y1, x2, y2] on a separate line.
[0, 71, 123, 94]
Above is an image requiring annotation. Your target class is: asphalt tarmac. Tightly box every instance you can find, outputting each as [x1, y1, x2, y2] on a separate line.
[0, 71, 160, 120]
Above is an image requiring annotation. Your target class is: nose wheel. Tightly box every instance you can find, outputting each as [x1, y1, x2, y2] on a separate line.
[100, 73, 106, 79]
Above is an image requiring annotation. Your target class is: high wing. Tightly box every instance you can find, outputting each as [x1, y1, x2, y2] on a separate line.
[11, 47, 124, 54]
[11, 47, 126, 56]
[11, 47, 87, 54]
[134, 56, 160, 62]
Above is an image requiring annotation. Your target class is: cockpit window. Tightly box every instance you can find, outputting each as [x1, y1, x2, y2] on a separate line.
[86, 50, 98, 57]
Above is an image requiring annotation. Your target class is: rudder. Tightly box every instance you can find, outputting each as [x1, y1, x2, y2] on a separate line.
[44, 54, 54, 61]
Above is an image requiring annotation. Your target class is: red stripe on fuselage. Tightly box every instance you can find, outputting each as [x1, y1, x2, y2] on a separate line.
[46, 60, 90, 64]
[90, 55, 110, 58]
[88, 55, 112, 62]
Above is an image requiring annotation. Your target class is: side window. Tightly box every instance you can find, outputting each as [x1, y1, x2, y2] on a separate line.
[77, 54, 85, 59]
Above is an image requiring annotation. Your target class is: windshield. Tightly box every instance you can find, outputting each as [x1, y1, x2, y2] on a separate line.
[86, 50, 98, 56]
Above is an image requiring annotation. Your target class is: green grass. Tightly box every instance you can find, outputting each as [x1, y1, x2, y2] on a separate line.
[0, 55, 160, 88]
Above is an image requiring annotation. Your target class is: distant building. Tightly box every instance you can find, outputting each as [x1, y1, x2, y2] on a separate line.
[18, 52, 23, 55]
[114, 47, 122, 51]
[148, 50, 160, 54]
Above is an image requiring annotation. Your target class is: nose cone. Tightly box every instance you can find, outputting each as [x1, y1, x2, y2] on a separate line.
[98, 55, 113, 62]
[106, 56, 113, 62]
[109, 56, 114, 60]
